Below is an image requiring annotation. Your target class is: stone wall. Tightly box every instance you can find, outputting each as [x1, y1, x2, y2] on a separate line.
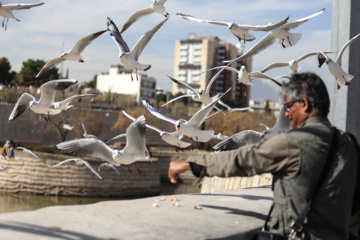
[0, 151, 160, 197]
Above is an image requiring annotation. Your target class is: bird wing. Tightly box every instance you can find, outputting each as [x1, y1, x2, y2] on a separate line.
[142, 99, 176, 124]
[272, 105, 291, 133]
[248, 72, 282, 87]
[335, 33, 360, 65]
[186, 88, 231, 128]
[129, 16, 169, 60]
[205, 67, 226, 94]
[162, 94, 194, 107]
[223, 33, 276, 63]
[38, 79, 77, 105]
[8, 93, 35, 121]
[119, 7, 154, 33]
[105, 134, 127, 144]
[3, 2, 44, 10]
[98, 163, 120, 175]
[54, 158, 102, 180]
[56, 138, 116, 165]
[260, 62, 289, 73]
[122, 109, 163, 135]
[217, 100, 232, 111]
[36, 57, 65, 78]
[240, 15, 289, 31]
[70, 29, 108, 54]
[107, 17, 131, 54]
[213, 130, 262, 151]
[158, 0, 168, 5]
[317, 51, 328, 68]
[176, 13, 228, 26]
[282, 8, 325, 30]
[167, 75, 200, 97]
[81, 120, 88, 135]
[123, 115, 147, 156]
[15, 146, 40, 159]
[57, 94, 95, 106]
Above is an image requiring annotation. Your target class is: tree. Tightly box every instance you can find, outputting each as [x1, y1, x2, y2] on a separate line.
[12, 59, 60, 86]
[0, 57, 16, 86]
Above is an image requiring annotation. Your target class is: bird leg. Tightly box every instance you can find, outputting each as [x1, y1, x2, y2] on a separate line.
[178, 143, 184, 152]
[1, 17, 4, 28]
[174, 146, 178, 153]
[196, 137, 201, 150]
[78, 58, 84, 63]
[127, 165, 132, 174]
[281, 39, 286, 48]
[190, 138, 194, 151]
[136, 69, 139, 81]
[164, 12, 169, 18]
[4, 18, 9, 31]
[287, 36, 292, 46]
[130, 69, 134, 81]
[134, 162, 141, 175]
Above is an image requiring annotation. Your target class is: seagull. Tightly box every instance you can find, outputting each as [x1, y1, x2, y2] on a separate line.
[317, 33, 360, 89]
[63, 124, 74, 131]
[163, 68, 226, 114]
[0, 2, 44, 30]
[261, 51, 333, 73]
[98, 162, 121, 175]
[213, 105, 291, 151]
[81, 120, 99, 139]
[176, 13, 289, 43]
[56, 115, 148, 175]
[8, 79, 78, 122]
[53, 158, 103, 180]
[15, 146, 40, 160]
[0, 165, 9, 171]
[217, 100, 251, 112]
[119, 0, 169, 33]
[142, 88, 231, 150]
[51, 94, 95, 112]
[107, 16, 169, 81]
[212, 133, 229, 140]
[122, 109, 191, 153]
[224, 9, 325, 64]
[36, 29, 107, 78]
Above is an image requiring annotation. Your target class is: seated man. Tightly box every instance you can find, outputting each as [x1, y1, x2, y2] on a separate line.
[168, 72, 359, 239]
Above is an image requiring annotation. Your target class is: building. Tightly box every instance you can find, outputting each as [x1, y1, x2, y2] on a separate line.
[172, 33, 251, 106]
[96, 65, 157, 102]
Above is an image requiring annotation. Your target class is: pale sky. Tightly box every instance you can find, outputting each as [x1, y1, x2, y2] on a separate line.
[0, 0, 333, 102]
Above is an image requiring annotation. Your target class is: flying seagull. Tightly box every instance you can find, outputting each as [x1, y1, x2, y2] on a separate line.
[122, 109, 191, 153]
[224, 9, 325, 64]
[81, 120, 99, 139]
[98, 162, 121, 175]
[15, 146, 40, 160]
[107, 16, 169, 81]
[56, 115, 148, 175]
[142, 88, 231, 150]
[8, 79, 78, 121]
[0, 2, 44, 30]
[53, 158, 103, 180]
[261, 51, 333, 73]
[119, 0, 169, 34]
[36, 29, 107, 78]
[176, 13, 289, 43]
[317, 33, 360, 89]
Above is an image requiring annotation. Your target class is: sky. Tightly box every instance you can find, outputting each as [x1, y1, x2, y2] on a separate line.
[0, 0, 333, 103]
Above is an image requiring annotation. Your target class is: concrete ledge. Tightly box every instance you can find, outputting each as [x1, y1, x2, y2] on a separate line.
[0, 187, 273, 240]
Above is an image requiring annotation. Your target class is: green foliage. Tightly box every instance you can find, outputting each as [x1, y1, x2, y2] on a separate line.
[0, 57, 16, 86]
[0, 88, 17, 103]
[12, 59, 60, 86]
[81, 74, 97, 89]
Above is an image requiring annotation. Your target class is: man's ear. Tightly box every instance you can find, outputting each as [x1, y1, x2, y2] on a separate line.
[302, 98, 311, 113]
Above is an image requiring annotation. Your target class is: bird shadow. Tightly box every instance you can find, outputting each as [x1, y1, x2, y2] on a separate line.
[199, 205, 268, 221]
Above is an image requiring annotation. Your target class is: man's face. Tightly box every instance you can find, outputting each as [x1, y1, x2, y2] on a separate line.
[284, 96, 306, 129]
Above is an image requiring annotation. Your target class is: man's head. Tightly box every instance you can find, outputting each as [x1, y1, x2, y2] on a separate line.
[281, 72, 330, 128]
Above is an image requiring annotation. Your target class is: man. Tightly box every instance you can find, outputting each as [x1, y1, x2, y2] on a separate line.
[168, 72, 358, 239]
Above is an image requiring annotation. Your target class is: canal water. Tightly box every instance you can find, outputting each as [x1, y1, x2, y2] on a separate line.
[0, 181, 200, 214]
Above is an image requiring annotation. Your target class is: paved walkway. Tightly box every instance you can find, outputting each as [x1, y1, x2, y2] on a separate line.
[0, 187, 273, 240]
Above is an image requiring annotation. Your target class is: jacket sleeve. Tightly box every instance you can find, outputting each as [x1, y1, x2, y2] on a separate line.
[186, 133, 300, 177]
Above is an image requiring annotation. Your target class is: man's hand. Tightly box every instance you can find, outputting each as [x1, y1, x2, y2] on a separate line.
[168, 161, 191, 184]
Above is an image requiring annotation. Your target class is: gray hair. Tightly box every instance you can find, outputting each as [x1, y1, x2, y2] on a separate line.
[281, 72, 330, 116]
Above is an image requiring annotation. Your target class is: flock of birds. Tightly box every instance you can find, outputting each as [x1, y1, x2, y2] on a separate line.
[2, 1, 360, 179]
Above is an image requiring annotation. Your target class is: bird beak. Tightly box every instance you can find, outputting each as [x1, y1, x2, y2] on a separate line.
[177, 125, 180, 131]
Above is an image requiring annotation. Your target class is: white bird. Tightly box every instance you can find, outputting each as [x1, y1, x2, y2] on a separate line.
[224, 9, 325, 64]
[176, 13, 289, 43]
[36, 29, 107, 78]
[163, 68, 226, 114]
[212, 133, 229, 140]
[217, 100, 251, 112]
[0, 165, 9, 171]
[8, 79, 78, 121]
[52, 94, 95, 112]
[81, 120, 99, 139]
[122, 109, 191, 153]
[56, 115, 148, 174]
[63, 124, 74, 131]
[317, 33, 360, 89]
[98, 163, 121, 175]
[15, 146, 40, 160]
[0, 2, 44, 30]
[107, 16, 169, 81]
[119, 0, 169, 33]
[261, 51, 332, 73]
[260, 104, 291, 139]
[142, 88, 231, 150]
[53, 158, 103, 180]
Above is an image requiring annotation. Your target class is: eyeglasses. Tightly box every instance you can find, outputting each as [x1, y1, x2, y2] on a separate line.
[283, 99, 301, 112]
